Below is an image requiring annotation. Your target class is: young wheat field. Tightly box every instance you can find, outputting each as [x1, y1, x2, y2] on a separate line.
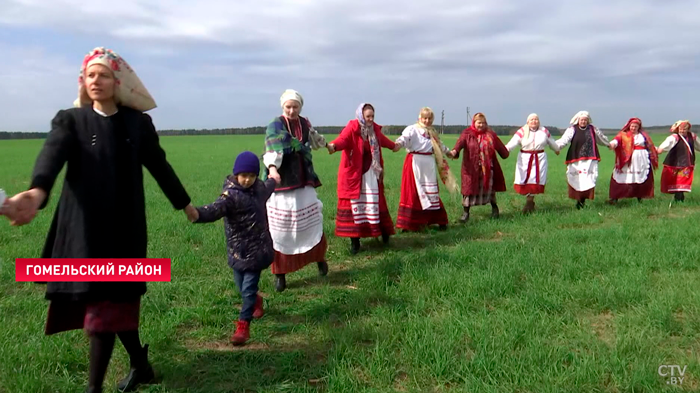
[1, 133, 700, 393]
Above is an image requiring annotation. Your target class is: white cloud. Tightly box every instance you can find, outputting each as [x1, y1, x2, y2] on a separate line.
[1, 0, 700, 130]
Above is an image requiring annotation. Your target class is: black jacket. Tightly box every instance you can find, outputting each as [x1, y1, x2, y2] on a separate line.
[30, 106, 191, 301]
[195, 176, 276, 272]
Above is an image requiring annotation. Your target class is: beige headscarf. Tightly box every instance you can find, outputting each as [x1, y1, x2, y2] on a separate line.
[570, 111, 591, 126]
[670, 120, 691, 133]
[74, 47, 156, 111]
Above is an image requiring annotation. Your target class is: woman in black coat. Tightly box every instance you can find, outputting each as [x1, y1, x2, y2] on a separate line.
[0, 47, 197, 393]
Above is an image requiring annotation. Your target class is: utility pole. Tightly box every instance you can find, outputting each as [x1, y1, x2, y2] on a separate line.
[441, 110, 445, 134]
[466, 106, 471, 124]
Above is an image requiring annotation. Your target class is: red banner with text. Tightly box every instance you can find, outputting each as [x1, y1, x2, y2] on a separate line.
[15, 259, 171, 282]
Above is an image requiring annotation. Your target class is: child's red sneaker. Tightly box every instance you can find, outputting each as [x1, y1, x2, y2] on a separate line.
[252, 295, 264, 319]
[231, 320, 250, 345]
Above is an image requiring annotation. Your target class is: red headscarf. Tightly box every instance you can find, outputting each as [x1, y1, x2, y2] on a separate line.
[464, 112, 496, 190]
[613, 117, 658, 171]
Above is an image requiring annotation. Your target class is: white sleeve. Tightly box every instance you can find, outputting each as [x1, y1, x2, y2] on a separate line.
[593, 126, 611, 147]
[263, 151, 283, 168]
[547, 136, 560, 152]
[394, 126, 412, 148]
[609, 139, 619, 149]
[694, 134, 700, 151]
[658, 135, 678, 152]
[505, 132, 522, 152]
[555, 127, 575, 148]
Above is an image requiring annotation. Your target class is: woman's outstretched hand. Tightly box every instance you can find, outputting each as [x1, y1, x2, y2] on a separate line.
[1, 188, 46, 226]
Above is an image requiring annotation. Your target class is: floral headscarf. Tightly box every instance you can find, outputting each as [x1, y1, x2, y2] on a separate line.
[74, 47, 156, 112]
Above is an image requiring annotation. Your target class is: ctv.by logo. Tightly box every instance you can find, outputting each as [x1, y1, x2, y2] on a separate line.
[658, 365, 687, 385]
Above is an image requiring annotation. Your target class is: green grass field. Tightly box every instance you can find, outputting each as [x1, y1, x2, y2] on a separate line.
[2, 134, 700, 393]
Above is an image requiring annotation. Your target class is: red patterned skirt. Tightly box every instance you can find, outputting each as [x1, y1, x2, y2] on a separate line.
[45, 299, 141, 335]
[396, 154, 448, 231]
[660, 165, 694, 193]
[335, 186, 395, 239]
[270, 234, 328, 275]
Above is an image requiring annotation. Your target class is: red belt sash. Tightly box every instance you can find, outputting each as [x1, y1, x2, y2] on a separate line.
[522, 150, 544, 184]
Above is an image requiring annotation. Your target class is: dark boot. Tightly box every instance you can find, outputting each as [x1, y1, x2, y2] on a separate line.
[381, 232, 390, 244]
[85, 388, 102, 393]
[275, 274, 286, 292]
[490, 203, 499, 219]
[116, 344, 155, 392]
[317, 261, 328, 276]
[438, 224, 447, 231]
[637, 197, 642, 203]
[523, 196, 535, 213]
[675, 192, 685, 202]
[459, 207, 470, 223]
[576, 198, 585, 209]
[350, 238, 360, 255]
[607, 199, 617, 205]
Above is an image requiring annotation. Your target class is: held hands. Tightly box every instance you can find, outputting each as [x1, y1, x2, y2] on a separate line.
[447, 150, 457, 159]
[268, 166, 282, 184]
[184, 203, 199, 222]
[555, 150, 560, 156]
[327, 143, 336, 154]
[392, 144, 401, 153]
[1, 188, 46, 226]
[0, 189, 6, 216]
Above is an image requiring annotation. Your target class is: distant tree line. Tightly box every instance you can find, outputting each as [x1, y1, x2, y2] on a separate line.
[0, 124, 675, 140]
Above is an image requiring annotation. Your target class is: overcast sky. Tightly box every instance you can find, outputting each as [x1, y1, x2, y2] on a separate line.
[1, 0, 699, 132]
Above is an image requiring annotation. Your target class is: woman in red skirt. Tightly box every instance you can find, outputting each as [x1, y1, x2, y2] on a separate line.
[394, 107, 458, 231]
[328, 103, 400, 254]
[657, 120, 698, 203]
[607, 117, 658, 203]
[1, 47, 197, 393]
[449, 112, 510, 221]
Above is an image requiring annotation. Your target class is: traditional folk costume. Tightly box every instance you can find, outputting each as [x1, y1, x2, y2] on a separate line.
[657, 120, 698, 202]
[330, 103, 396, 254]
[608, 117, 658, 202]
[32, 47, 188, 392]
[555, 111, 610, 208]
[452, 113, 509, 222]
[394, 111, 457, 231]
[505, 113, 559, 213]
[262, 89, 328, 292]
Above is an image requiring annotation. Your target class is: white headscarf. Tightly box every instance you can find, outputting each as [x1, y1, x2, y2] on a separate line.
[522, 113, 540, 143]
[74, 47, 156, 112]
[570, 111, 591, 126]
[280, 89, 304, 112]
